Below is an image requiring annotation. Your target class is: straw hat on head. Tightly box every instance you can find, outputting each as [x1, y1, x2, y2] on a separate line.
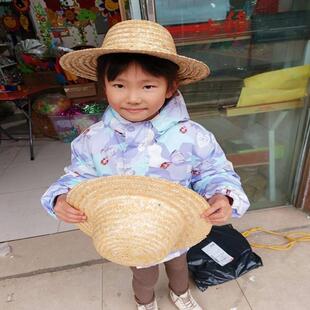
[60, 19, 210, 85]
[67, 175, 212, 266]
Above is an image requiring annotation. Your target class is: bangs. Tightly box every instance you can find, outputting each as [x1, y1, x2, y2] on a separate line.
[97, 53, 179, 88]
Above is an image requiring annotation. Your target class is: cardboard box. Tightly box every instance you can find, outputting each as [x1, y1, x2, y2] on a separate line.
[64, 82, 97, 99]
[23, 72, 59, 87]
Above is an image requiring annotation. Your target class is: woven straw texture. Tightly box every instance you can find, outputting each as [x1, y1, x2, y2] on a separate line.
[60, 20, 210, 85]
[67, 176, 212, 266]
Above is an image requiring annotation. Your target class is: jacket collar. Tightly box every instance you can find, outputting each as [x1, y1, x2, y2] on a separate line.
[102, 91, 189, 136]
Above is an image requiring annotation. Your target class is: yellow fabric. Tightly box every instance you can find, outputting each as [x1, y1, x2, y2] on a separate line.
[63, 69, 78, 82]
[237, 65, 310, 107]
[242, 227, 310, 250]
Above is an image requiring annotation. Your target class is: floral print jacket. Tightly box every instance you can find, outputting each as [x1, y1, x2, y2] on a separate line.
[41, 91, 250, 218]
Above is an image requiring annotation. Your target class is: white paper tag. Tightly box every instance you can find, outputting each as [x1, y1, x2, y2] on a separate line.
[201, 241, 234, 266]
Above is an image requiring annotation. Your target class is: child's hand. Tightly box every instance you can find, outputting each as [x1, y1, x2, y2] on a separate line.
[201, 194, 232, 225]
[54, 194, 87, 223]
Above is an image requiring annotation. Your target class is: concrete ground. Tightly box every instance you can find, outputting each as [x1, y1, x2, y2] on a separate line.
[0, 206, 309, 310]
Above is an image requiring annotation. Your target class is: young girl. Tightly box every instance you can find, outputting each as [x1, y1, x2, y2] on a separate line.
[41, 20, 250, 310]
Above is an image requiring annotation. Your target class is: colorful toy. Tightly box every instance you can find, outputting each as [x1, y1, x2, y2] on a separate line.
[12, 0, 30, 13]
[72, 113, 102, 134]
[19, 14, 30, 31]
[2, 14, 20, 32]
[33, 93, 71, 116]
[49, 115, 78, 143]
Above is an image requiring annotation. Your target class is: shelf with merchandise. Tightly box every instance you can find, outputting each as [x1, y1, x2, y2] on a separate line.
[166, 11, 251, 47]
[0, 43, 19, 89]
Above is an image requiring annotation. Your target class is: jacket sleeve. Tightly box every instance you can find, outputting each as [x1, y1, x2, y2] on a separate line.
[41, 134, 98, 218]
[190, 125, 250, 218]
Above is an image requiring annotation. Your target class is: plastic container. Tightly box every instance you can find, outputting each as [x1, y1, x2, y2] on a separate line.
[32, 110, 58, 138]
[49, 113, 102, 143]
[49, 115, 78, 143]
[71, 113, 102, 135]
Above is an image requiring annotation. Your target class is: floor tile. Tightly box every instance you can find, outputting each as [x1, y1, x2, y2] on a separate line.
[101, 263, 134, 309]
[57, 221, 77, 233]
[0, 165, 8, 177]
[0, 231, 102, 279]
[0, 189, 58, 242]
[198, 280, 251, 310]
[230, 206, 310, 232]
[156, 277, 251, 310]
[100, 263, 251, 310]
[0, 141, 22, 169]
[0, 156, 68, 194]
[13, 139, 70, 164]
[237, 227, 310, 310]
[0, 265, 102, 310]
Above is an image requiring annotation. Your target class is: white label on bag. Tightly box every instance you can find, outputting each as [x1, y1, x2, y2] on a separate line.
[201, 242, 234, 266]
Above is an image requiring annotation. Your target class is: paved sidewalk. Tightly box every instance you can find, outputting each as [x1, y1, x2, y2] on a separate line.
[0, 206, 309, 310]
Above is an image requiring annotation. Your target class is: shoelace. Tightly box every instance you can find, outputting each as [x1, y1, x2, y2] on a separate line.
[179, 293, 196, 309]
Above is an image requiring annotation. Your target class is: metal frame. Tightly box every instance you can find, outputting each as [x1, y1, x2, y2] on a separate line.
[144, 0, 156, 21]
[118, 0, 127, 20]
[128, 0, 156, 21]
[0, 99, 34, 160]
[268, 111, 288, 201]
[128, 0, 142, 19]
[295, 145, 310, 212]
[293, 102, 310, 210]
[21, 99, 34, 160]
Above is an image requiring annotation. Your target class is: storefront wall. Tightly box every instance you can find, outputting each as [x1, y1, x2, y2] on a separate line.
[2, 0, 308, 212]
[129, 0, 310, 210]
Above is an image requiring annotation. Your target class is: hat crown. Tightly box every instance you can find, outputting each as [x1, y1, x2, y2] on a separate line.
[101, 20, 177, 55]
[59, 20, 210, 85]
[67, 175, 212, 266]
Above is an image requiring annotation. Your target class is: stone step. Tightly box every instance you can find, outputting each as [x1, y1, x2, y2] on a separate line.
[0, 230, 105, 281]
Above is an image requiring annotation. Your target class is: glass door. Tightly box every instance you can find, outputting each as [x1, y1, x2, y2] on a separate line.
[126, 0, 310, 210]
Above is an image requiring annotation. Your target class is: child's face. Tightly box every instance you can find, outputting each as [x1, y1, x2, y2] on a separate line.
[104, 62, 176, 122]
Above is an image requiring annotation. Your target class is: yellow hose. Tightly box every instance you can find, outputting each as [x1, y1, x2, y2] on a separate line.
[242, 227, 310, 250]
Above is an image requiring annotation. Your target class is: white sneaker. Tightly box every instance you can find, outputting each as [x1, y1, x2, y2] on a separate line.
[136, 298, 158, 310]
[170, 289, 203, 310]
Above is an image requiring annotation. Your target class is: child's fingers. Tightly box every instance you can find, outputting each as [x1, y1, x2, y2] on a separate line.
[200, 205, 221, 218]
[201, 205, 232, 223]
[63, 206, 87, 221]
[208, 212, 225, 221]
[64, 207, 87, 219]
[205, 207, 232, 223]
[56, 198, 85, 215]
[63, 214, 86, 223]
[64, 205, 85, 216]
[54, 201, 87, 223]
[60, 216, 85, 223]
[56, 210, 87, 223]
[208, 218, 226, 225]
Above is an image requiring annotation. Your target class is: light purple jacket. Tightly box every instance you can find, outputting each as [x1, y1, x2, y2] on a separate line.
[41, 91, 250, 218]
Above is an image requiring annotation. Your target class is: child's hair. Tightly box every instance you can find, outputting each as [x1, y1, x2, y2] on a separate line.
[96, 53, 179, 93]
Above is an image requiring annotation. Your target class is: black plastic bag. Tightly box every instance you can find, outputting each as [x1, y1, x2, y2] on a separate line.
[187, 224, 263, 291]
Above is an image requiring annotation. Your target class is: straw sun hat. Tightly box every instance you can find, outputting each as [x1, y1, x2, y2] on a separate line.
[67, 176, 212, 266]
[60, 19, 210, 85]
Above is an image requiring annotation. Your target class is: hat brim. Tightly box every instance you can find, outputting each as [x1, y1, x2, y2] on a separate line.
[60, 48, 210, 85]
[67, 176, 212, 266]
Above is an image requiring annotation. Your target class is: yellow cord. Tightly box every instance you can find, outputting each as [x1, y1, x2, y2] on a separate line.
[241, 227, 310, 250]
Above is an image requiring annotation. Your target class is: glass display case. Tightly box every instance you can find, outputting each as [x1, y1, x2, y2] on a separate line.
[125, 0, 310, 210]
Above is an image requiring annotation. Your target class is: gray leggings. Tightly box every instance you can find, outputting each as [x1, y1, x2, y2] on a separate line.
[130, 253, 189, 305]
